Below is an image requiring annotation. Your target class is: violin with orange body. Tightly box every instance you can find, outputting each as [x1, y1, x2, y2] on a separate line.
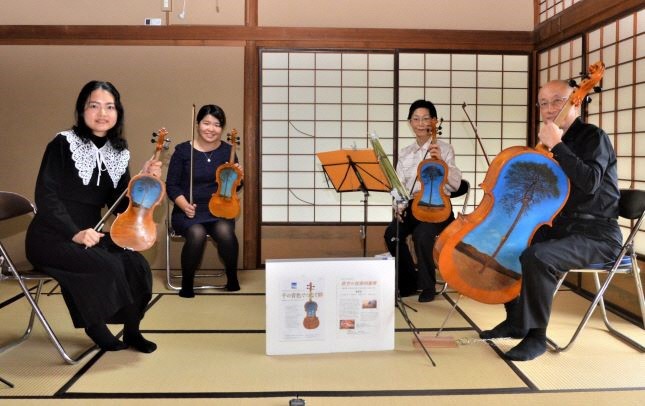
[411, 117, 452, 222]
[110, 128, 170, 251]
[208, 129, 243, 219]
[433, 61, 604, 304]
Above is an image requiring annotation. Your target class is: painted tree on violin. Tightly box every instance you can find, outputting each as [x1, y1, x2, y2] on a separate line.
[419, 164, 445, 207]
[477, 161, 561, 274]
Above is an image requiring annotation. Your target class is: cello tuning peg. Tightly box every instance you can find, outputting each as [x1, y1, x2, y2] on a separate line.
[584, 95, 593, 104]
[593, 86, 602, 93]
[568, 79, 578, 88]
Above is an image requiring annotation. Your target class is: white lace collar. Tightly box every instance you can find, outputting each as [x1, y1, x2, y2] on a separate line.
[61, 130, 130, 188]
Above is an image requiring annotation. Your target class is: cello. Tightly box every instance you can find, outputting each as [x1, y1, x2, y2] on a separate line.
[433, 61, 604, 304]
[208, 129, 243, 219]
[110, 128, 171, 251]
[411, 118, 452, 222]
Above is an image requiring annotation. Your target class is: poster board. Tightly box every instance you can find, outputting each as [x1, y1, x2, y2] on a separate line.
[266, 257, 395, 355]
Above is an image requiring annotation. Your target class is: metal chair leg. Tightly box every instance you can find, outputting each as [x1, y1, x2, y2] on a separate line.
[165, 221, 226, 291]
[594, 272, 645, 352]
[1, 273, 97, 365]
[629, 253, 645, 328]
[0, 280, 42, 355]
[547, 264, 644, 353]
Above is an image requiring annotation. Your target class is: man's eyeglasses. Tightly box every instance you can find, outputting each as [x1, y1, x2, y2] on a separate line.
[536, 97, 568, 110]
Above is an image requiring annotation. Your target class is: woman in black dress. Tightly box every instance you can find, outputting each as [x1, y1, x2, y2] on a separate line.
[166, 104, 242, 298]
[26, 80, 161, 353]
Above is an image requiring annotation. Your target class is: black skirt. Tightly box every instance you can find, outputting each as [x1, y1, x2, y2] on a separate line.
[26, 221, 152, 328]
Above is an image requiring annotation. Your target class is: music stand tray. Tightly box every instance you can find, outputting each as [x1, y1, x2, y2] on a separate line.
[317, 149, 391, 256]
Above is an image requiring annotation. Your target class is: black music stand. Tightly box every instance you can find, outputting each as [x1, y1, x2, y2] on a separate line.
[317, 149, 390, 257]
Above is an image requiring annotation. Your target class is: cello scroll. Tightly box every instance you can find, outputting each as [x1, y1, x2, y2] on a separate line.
[535, 61, 604, 152]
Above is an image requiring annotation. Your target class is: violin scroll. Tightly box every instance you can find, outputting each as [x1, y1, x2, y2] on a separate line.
[151, 128, 171, 156]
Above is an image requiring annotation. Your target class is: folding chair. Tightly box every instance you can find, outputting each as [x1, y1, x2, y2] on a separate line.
[547, 188, 645, 353]
[165, 200, 226, 291]
[0, 191, 96, 365]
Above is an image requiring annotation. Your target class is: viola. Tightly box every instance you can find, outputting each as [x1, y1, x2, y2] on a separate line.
[110, 128, 170, 251]
[208, 129, 243, 219]
[302, 282, 320, 329]
[433, 61, 604, 304]
[411, 118, 452, 222]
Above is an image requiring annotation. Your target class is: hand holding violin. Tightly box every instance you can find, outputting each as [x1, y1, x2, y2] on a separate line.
[538, 121, 563, 150]
[73, 228, 104, 248]
[142, 159, 163, 178]
[428, 143, 442, 160]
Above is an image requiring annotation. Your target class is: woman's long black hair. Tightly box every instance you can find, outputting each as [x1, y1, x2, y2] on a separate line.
[73, 80, 127, 151]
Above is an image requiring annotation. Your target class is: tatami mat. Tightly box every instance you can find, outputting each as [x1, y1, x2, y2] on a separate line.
[1, 269, 644, 404]
[67, 331, 524, 394]
[454, 291, 645, 390]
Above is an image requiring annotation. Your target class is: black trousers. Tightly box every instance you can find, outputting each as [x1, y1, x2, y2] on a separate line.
[515, 217, 621, 330]
[384, 203, 454, 293]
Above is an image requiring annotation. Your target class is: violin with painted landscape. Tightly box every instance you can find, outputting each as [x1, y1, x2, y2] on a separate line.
[208, 129, 243, 219]
[411, 117, 452, 222]
[110, 128, 170, 251]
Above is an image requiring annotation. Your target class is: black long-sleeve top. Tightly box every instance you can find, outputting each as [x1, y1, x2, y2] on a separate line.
[30, 131, 131, 240]
[550, 117, 620, 220]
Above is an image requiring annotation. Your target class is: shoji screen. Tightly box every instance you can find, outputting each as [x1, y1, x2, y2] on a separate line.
[261, 51, 395, 223]
[537, 0, 583, 24]
[537, 8, 644, 253]
[260, 51, 529, 223]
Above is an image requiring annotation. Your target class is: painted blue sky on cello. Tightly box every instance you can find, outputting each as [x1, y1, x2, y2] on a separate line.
[462, 152, 569, 274]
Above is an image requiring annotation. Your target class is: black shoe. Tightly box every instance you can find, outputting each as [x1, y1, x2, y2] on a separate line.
[479, 320, 527, 340]
[225, 280, 240, 292]
[85, 324, 128, 352]
[225, 271, 240, 292]
[399, 288, 417, 297]
[418, 289, 436, 302]
[505, 335, 547, 361]
[178, 288, 195, 298]
[124, 332, 157, 354]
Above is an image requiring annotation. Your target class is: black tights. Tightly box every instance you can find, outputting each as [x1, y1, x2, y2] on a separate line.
[180, 221, 239, 295]
[85, 296, 156, 353]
